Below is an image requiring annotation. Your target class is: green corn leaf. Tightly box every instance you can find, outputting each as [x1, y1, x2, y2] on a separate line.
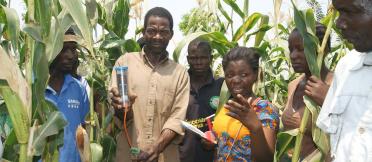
[304, 96, 330, 160]
[100, 134, 116, 162]
[1, 6, 20, 52]
[232, 12, 261, 42]
[100, 38, 126, 49]
[91, 143, 103, 162]
[254, 15, 270, 47]
[35, 0, 51, 37]
[123, 39, 141, 53]
[222, 0, 245, 19]
[217, 0, 232, 23]
[112, 0, 130, 39]
[2, 129, 17, 159]
[45, 9, 74, 62]
[274, 129, 298, 162]
[216, 81, 230, 116]
[291, 0, 320, 77]
[23, 24, 43, 42]
[0, 85, 30, 144]
[86, 0, 98, 26]
[60, 0, 94, 55]
[31, 111, 67, 156]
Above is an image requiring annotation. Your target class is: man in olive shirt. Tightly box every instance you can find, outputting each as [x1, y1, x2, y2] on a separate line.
[179, 39, 223, 162]
[109, 7, 190, 162]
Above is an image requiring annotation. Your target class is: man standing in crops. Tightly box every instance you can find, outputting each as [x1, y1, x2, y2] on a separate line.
[46, 30, 89, 162]
[316, 0, 372, 161]
[179, 38, 223, 162]
[109, 7, 190, 162]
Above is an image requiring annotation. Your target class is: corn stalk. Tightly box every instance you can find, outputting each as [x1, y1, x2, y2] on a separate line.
[290, 1, 335, 161]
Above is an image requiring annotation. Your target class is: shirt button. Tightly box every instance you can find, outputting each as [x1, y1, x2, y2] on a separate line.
[359, 127, 365, 134]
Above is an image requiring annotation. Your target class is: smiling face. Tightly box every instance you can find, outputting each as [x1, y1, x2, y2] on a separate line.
[143, 16, 173, 53]
[333, 0, 372, 52]
[288, 30, 310, 74]
[224, 60, 257, 99]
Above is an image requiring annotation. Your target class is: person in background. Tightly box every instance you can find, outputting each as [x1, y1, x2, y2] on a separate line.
[281, 23, 333, 161]
[210, 47, 279, 162]
[316, 0, 372, 161]
[109, 7, 190, 162]
[179, 38, 223, 162]
[45, 30, 89, 162]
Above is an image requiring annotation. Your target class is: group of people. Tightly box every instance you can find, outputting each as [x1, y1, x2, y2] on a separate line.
[46, 0, 372, 161]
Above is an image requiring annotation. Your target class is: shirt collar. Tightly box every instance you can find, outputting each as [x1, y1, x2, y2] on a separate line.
[349, 50, 372, 71]
[140, 46, 169, 69]
[46, 74, 76, 95]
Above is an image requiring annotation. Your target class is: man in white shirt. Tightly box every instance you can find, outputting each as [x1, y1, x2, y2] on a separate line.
[316, 0, 372, 161]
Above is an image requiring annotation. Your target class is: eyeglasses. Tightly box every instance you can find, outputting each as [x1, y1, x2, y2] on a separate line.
[145, 27, 171, 37]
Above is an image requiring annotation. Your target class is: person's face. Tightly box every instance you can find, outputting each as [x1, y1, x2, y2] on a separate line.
[333, 0, 372, 52]
[224, 60, 257, 99]
[143, 16, 173, 53]
[288, 31, 310, 74]
[187, 49, 211, 74]
[55, 42, 78, 73]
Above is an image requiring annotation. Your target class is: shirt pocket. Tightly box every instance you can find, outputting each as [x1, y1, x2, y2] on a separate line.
[160, 88, 176, 117]
[327, 96, 351, 133]
[328, 96, 351, 152]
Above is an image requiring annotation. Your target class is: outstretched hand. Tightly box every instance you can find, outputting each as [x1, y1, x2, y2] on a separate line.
[224, 94, 261, 131]
[305, 76, 329, 106]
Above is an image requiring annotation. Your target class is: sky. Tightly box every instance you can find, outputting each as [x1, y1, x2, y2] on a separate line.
[9, 0, 330, 64]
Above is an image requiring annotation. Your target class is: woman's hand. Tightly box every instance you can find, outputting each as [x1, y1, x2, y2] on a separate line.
[305, 75, 330, 106]
[200, 131, 217, 151]
[224, 94, 261, 131]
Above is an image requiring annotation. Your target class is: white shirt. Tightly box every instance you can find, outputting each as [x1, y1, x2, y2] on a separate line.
[316, 50, 372, 162]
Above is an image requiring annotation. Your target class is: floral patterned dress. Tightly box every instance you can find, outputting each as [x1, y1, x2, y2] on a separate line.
[213, 98, 279, 162]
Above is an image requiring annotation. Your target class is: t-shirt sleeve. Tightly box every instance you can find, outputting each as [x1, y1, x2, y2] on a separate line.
[256, 100, 279, 131]
[80, 84, 90, 124]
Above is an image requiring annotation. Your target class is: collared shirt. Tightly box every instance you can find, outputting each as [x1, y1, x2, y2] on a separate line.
[179, 70, 224, 162]
[110, 50, 190, 162]
[316, 50, 372, 162]
[45, 74, 89, 162]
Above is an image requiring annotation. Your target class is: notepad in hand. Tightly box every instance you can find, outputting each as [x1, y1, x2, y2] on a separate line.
[181, 121, 217, 144]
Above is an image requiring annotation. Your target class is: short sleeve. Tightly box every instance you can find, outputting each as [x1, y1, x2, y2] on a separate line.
[255, 100, 279, 131]
[80, 83, 90, 123]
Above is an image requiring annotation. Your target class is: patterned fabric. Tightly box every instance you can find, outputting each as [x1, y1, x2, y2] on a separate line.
[213, 98, 279, 162]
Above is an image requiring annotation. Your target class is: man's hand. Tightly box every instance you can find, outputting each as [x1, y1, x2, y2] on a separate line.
[305, 76, 330, 106]
[138, 129, 177, 162]
[138, 144, 161, 162]
[109, 87, 137, 120]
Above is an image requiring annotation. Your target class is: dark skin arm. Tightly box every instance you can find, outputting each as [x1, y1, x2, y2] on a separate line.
[225, 94, 276, 162]
[305, 76, 330, 106]
[138, 129, 177, 162]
